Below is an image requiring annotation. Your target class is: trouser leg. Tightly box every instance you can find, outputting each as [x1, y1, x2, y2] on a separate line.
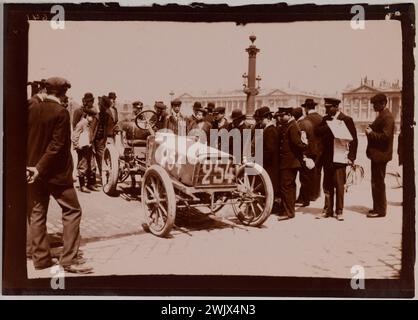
[323, 165, 335, 215]
[298, 165, 312, 204]
[28, 180, 52, 268]
[280, 168, 297, 218]
[335, 166, 347, 215]
[371, 161, 387, 216]
[50, 185, 82, 266]
[311, 157, 322, 200]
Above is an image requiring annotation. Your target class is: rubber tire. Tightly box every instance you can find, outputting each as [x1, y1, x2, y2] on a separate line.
[101, 144, 119, 196]
[141, 164, 176, 237]
[233, 163, 274, 227]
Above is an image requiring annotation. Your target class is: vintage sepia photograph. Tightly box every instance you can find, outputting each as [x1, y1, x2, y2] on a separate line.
[2, 2, 415, 297]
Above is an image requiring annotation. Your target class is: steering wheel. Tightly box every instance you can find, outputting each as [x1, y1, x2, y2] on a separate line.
[135, 110, 158, 131]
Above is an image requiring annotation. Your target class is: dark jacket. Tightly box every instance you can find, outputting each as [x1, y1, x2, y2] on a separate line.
[366, 108, 395, 163]
[303, 112, 323, 161]
[316, 112, 358, 166]
[166, 112, 187, 135]
[27, 97, 74, 186]
[151, 111, 169, 131]
[187, 115, 212, 142]
[262, 124, 280, 187]
[227, 120, 252, 159]
[28, 94, 43, 109]
[278, 119, 307, 169]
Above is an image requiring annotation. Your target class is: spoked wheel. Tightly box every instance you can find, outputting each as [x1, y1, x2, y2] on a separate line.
[232, 163, 274, 227]
[135, 110, 158, 131]
[141, 165, 176, 237]
[101, 144, 119, 196]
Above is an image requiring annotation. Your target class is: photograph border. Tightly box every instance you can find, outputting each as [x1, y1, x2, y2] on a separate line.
[2, 2, 415, 297]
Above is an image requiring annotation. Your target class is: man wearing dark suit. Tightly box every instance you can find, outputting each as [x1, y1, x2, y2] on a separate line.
[292, 107, 314, 207]
[366, 93, 395, 218]
[92, 96, 116, 179]
[301, 99, 323, 201]
[27, 77, 92, 274]
[166, 99, 187, 135]
[316, 98, 358, 221]
[253, 107, 280, 204]
[227, 109, 252, 163]
[277, 107, 307, 220]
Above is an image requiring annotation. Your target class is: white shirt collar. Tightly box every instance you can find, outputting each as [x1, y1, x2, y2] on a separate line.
[308, 109, 317, 114]
[45, 95, 61, 104]
[334, 111, 341, 119]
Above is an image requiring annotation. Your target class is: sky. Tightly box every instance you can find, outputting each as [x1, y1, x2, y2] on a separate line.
[28, 20, 402, 106]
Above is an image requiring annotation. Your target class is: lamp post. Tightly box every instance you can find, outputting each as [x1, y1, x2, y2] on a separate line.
[243, 35, 261, 115]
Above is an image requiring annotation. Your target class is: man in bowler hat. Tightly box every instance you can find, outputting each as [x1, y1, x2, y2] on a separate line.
[316, 98, 357, 221]
[276, 107, 307, 220]
[253, 107, 280, 206]
[366, 93, 395, 218]
[27, 77, 92, 273]
[301, 98, 323, 201]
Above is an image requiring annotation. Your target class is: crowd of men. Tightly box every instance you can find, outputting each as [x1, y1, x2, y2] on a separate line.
[26, 76, 396, 274]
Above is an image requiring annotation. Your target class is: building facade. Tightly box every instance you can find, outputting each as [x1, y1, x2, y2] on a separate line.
[177, 88, 323, 117]
[342, 77, 402, 132]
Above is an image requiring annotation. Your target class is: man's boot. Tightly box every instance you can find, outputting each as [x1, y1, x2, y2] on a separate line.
[79, 177, 91, 193]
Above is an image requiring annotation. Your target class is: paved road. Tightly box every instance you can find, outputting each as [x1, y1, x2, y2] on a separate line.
[27, 136, 403, 279]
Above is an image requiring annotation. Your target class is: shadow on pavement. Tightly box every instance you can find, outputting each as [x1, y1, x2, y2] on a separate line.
[173, 208, 245, 235]
[344, 205, 370, 215]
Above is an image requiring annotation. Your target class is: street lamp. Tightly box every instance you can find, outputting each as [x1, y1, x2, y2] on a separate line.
[243, 35, 261, 115]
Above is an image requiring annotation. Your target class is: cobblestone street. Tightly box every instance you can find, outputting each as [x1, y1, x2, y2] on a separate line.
[27, 137, 403, 279]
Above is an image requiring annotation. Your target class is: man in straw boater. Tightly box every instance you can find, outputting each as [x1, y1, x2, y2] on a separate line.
[365, 93, 395, 218]
[315, 98, 358, 221]
[276, 107, 307, 220]
[300, 98, 323, 201]
[27, 77, 93, 274]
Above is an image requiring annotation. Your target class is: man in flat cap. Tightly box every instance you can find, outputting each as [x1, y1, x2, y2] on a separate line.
[167, 99, 187, 135]
[27, 77, 92, 274]
[301, 98, 323, 201]
[276, 107, 307, 220]
[365, 93, 395, 218]
[316, 98, 357, 221]
[72, 92, 96, 130]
